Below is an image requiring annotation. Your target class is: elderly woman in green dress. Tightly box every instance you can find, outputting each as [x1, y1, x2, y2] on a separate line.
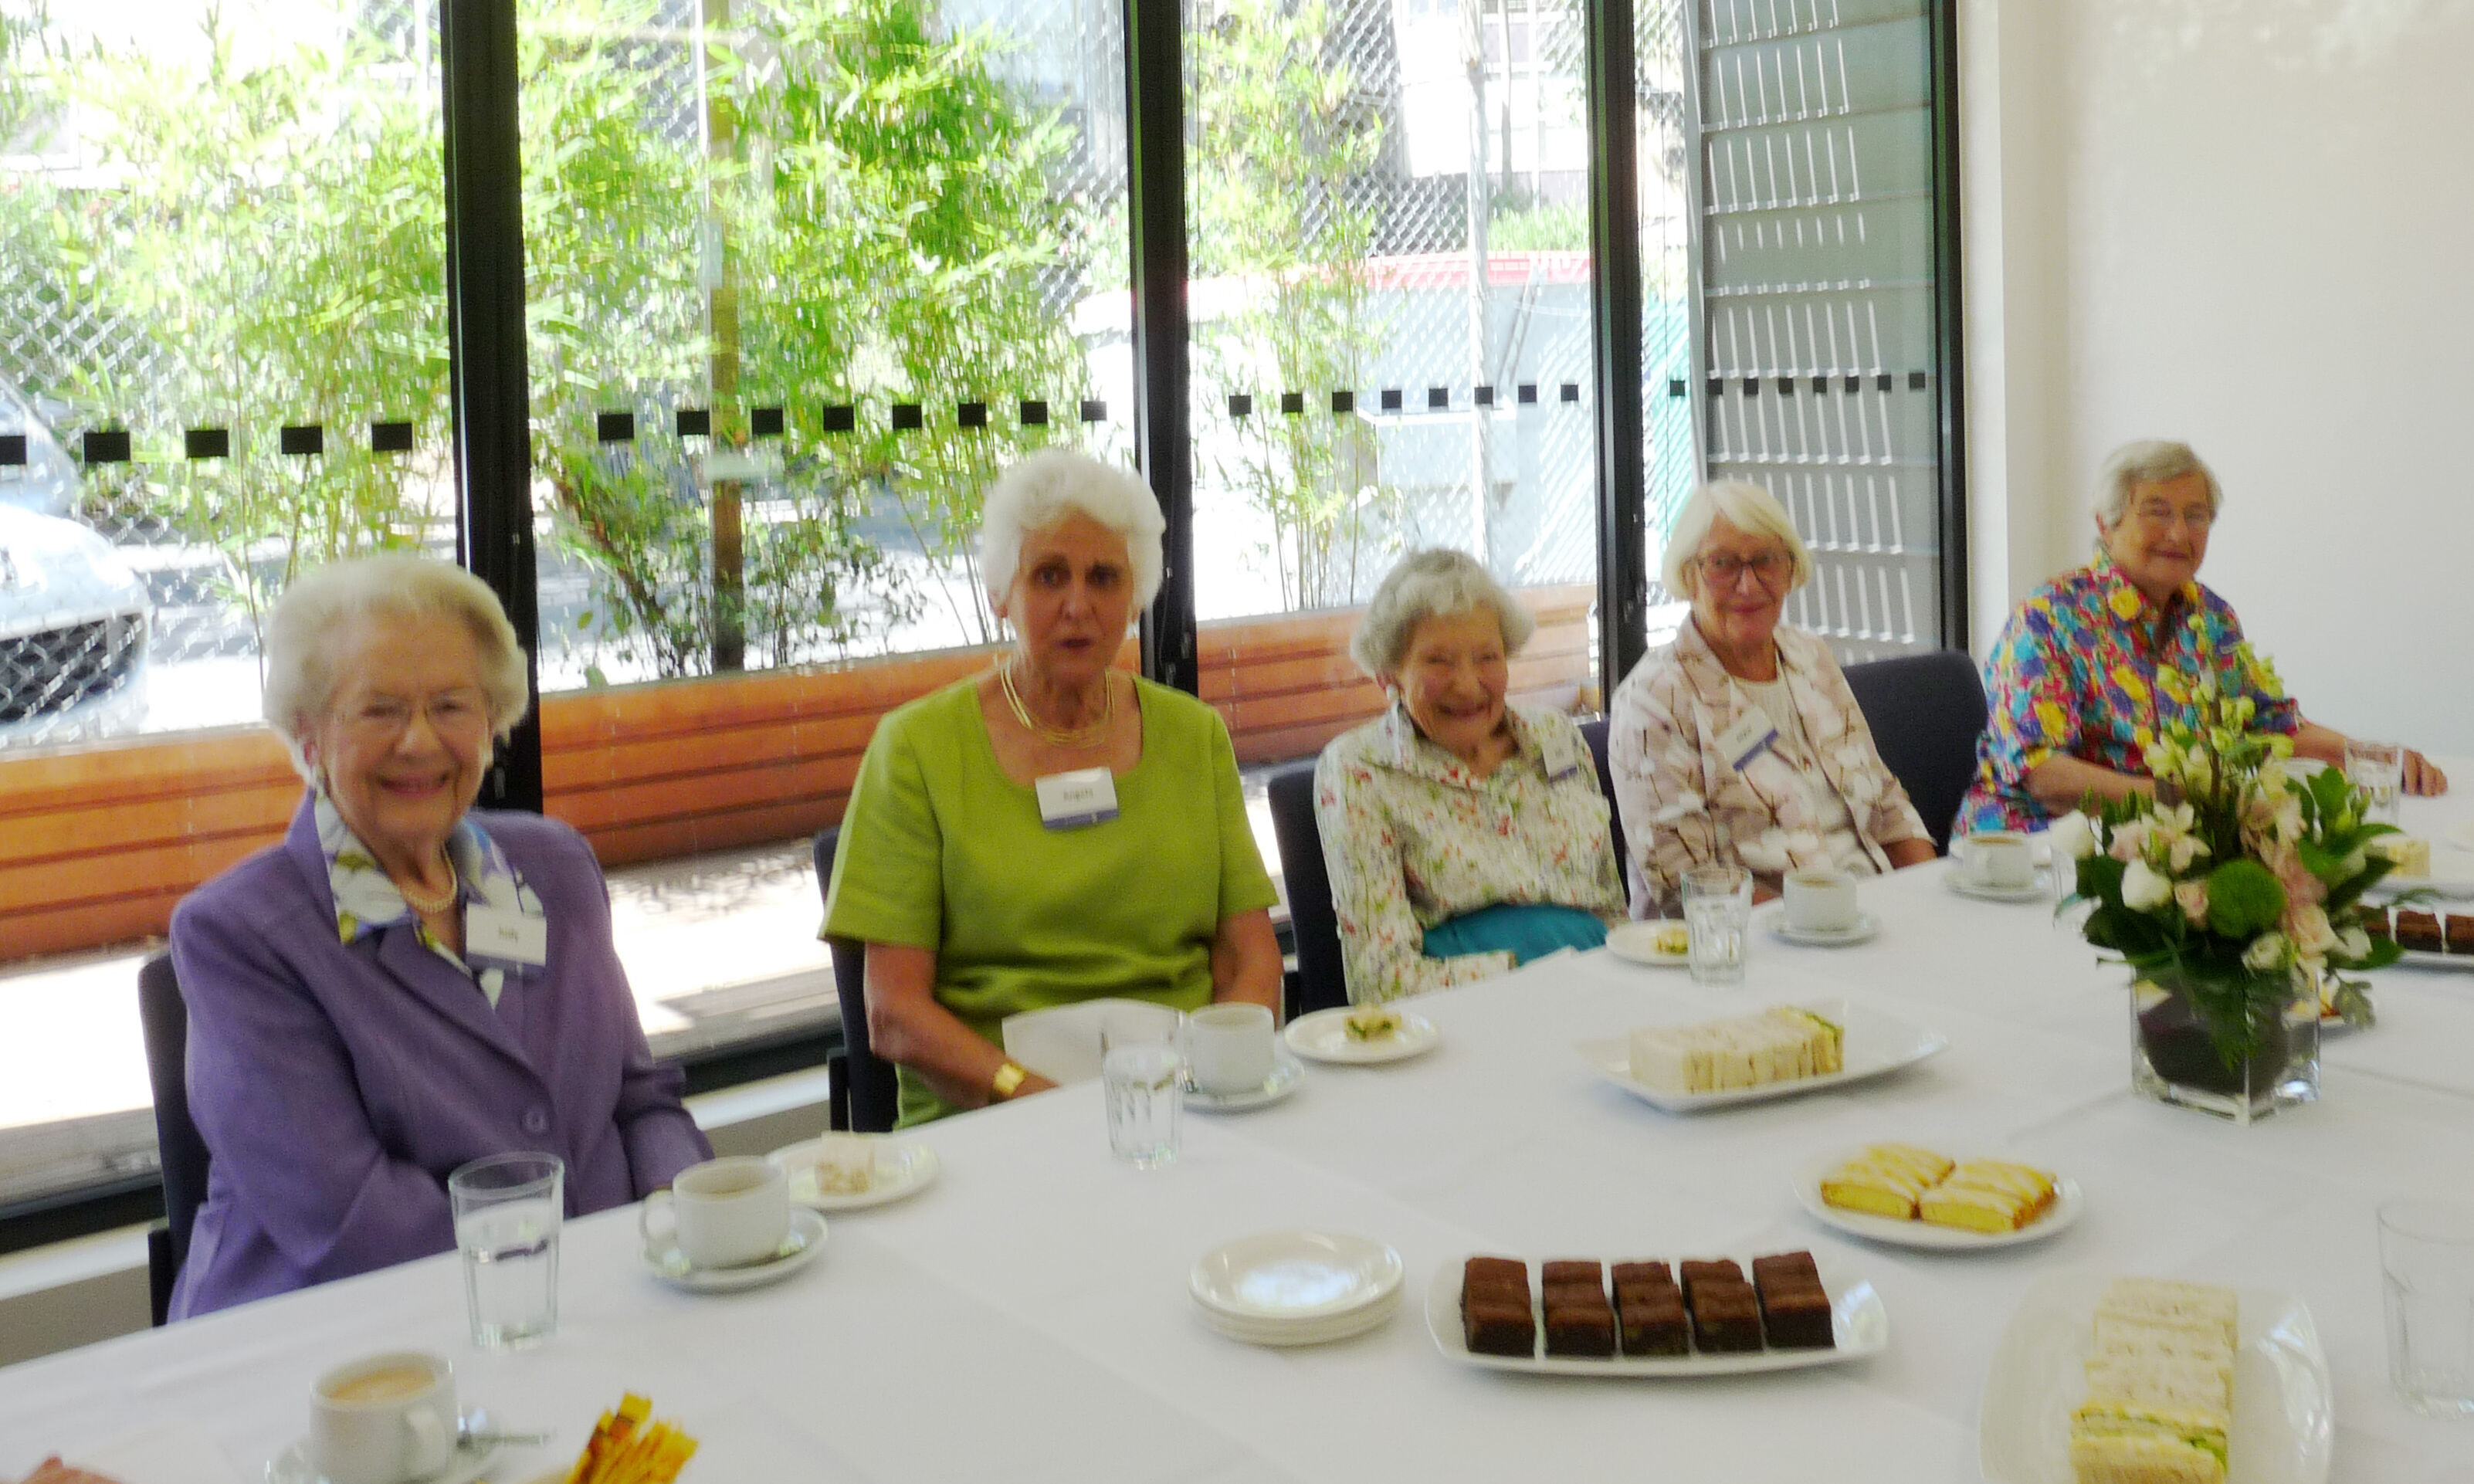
[1313, 549, 1626, 1003]
[824, 450, 1283, 1126]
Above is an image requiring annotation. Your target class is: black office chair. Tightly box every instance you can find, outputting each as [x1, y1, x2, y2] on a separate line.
[1265, 760, 1349, 1018]
[137, 952, 212, 1326]
[812, 827, 899, 1133]
[1841, 649, 1990, 854]
[1578, 717, 1629, 883]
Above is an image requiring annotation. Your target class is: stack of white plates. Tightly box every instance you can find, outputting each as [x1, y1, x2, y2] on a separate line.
[1188, 1229, 1404, 1347]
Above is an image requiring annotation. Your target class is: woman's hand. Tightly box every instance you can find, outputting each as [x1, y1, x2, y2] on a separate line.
[2403, 749, 2449, 796]
[20, 1460, 125, 1484]
[1883, 838, 1937, 871]
[1209, 908, 1283, 1013]
[863, 943, 1053, 1110]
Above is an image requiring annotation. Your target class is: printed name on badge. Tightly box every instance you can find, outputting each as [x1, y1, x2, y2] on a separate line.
[1713, 708, 1781, 772]
[1035, 766, 1120, 829]
[466, 906, 549, 967]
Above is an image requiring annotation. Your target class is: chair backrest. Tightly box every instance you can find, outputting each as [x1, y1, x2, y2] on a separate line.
[1578, 717, 1629, 891]
[1840, 649, 1989, 853]
[137, 952, 210, 1325]
[1265, 760, 1350, 1016]
[813, 828, 899, 1134]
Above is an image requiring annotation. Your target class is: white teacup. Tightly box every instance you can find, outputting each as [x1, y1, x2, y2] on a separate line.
[1960, 829, 2035, 889]
[1185, 1003, 1275, 1095]
[311, 1351, 456, 1484]
[1782, 867, 1859, 933]
[640, 1155, 790, 1270]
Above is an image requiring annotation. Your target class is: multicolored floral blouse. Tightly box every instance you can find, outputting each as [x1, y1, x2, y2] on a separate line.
[317, 791, 545, 1008]
[1954, 553, 2300, 835]
[1313, 702, 1626, 1004]
[1607, 617, 1927, 909]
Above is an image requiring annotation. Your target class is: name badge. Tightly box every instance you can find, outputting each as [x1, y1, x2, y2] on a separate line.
[1713, 709, 1781, 772]
[1034, 767, 1120, 830]
[466, 906, 549, 968]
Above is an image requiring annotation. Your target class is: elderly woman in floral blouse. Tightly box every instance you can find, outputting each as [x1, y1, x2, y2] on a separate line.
[1956, 439, 2445, 833]
[1313, 549, 1626, 1003]
[1608, 480, 1935, 909]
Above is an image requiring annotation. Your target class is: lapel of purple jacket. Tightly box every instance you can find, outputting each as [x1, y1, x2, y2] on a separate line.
[279, 798, 537, 1078]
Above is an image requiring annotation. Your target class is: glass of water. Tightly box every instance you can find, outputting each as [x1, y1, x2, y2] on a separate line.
[2346, 738, 2405, 823]
[1100, 1014, 1183, 1169]
[449, 1151, 564, 1350]
[1682, 863, 1750, 985]
[2380, 1196, 2474, 1417]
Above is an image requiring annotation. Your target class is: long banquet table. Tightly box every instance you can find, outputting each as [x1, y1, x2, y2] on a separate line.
[5, 770, 2472, 1483]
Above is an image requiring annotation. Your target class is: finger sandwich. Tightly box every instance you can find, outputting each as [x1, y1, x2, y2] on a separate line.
[1917, 1158, 2057, 1233]
[1628, 1006, 1844, 1093]
[1818, 1143, 1953, 1220]
[2069, 1276, 2238, 1484]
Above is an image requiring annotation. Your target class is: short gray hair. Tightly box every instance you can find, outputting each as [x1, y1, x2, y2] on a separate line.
[1659, 479, 1812, 600]
[263, 552, 531, 781]
[1349, 548, 1535, 679]
[979, 449, 1165, 611]
[2094, 439, 2222, 527]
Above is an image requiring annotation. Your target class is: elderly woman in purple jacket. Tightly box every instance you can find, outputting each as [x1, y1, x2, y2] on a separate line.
[167, 554, 709, 1320]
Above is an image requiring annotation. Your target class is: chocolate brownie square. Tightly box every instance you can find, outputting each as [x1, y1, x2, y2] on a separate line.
[1463, 1298, 1535, 1357]
[1543, 1280, 1608, 1310]
[1750, 1251, 1820, 1288]
[1689, 1282, 1764, 1352]
[2359, 905, 2391, 940]
[1678, 1258, 1743, 1306]
[1543, 1302, 1616, 1357]
[1464, 1255, 1528, 1290]
[1611, 1260, 1672, 1293]
[1758, 1282, 1835, 1349]
[2397, 910, 2445, 952]
[1618, 1292, 1689, 1356]
[2445, 914, 2474, 954]
[1540, 1259, 1603, 1289]
[1464, 1279, 1528, 1315]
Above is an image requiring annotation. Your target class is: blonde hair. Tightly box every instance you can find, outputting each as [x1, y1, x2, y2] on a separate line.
[1348, 547, 1535, 679]
[263, 553, 530, 781]
[1659, 479, 1813, 599]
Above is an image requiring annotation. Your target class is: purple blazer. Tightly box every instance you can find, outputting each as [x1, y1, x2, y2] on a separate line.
[167, 797, 711, 1320]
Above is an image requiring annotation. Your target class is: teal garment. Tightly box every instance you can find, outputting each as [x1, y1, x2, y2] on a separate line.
[1421, 903, 1608, 966]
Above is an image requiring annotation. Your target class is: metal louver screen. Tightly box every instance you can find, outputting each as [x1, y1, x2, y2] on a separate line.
[1693, 0, 1942, 661]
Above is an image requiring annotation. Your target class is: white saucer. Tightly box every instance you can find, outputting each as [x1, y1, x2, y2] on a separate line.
[1189, 1230, 1404, 1326]
[1759, 906, 1879, 947]
[1605, 920, 1693, 967]
[642, 1207, 827, 1292]
[1944, 868, 2052, 904]
[1283, 1007, 1439, 1065]
[268, 1438, 498, 1484]
[768, 1136, 940, 1211]
[1184, 1048, 1304, 1112]
[1191, 1286, 1399, 1347]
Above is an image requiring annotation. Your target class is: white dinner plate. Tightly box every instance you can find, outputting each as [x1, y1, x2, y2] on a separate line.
[1575, 998, 1948, 1114]
[1189, 1230, 1404, 1323]
[1758, 906, 1880, 948]
[642, 1208, 827, 1293]
[1791, 1148, 2083, 1250]
[1184, 1048, 1304, 1112]
[768, 1136, 940, 1211]
[1191, 1286, 1400, 1347]
[1944, 868, 2055, 904]
[1605, 920, 1693, 967]
[1422, 1252, 1888, 1377]
[268, 1437, 498, 1484]
[1978, 1270, 2332, 1484]
[1283, 1007, 1440, 1065]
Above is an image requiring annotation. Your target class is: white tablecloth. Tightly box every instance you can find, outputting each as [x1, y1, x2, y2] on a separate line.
[5, 771, 2471, 1483]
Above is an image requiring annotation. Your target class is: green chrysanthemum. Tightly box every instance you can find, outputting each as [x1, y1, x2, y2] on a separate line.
[2205, 858, 2285, 939]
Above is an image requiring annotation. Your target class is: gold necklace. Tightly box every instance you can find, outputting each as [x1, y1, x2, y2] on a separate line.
[395, 850, 459, 915]
[999, 657, 1113, 749]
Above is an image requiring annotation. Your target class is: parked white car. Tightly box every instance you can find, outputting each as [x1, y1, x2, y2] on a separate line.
[2, 385, 150, 745]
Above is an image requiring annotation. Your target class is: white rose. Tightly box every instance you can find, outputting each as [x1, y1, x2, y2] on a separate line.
[2243, 931, 2290, 971]
[2122, 859, 2174, 912]
[2287, 904, 2338, 960]
[2045, 811, 2097, 861]
[2336, 927, 2373, 961]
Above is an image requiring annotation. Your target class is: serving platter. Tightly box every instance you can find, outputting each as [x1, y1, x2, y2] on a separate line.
[1575, 999, 1947, 1114]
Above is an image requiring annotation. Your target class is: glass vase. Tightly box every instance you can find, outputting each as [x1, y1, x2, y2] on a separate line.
[2130, 967, 2320, 1123]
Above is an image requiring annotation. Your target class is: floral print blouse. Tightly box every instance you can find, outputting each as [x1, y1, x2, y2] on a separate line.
[1313, 701, 1626, 1004]
[1954, 554, 2300, 835]
[317, 791, 545, 1008]
[1607, 617, 1927, 910]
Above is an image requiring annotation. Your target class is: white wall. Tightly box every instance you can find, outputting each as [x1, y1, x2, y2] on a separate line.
[1962, 0, 2474, 755]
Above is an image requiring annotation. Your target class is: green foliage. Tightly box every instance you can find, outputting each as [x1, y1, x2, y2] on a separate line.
[1486, 200, 1588, 252]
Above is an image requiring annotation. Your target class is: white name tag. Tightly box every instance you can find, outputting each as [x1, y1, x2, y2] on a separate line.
[1713, 709, 1781, 772]
[466, 906, 549, 968]
[1034, 767, 1120, 829]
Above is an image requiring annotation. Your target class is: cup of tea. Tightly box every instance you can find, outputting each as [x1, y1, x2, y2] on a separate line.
[1960, 829, 2035, 890]
[1185, 1003, 1276, 1095]
[1782, 868, 1859, 933]
[639, 1155, 791, 1270]
[310, 1351, 456, 1484]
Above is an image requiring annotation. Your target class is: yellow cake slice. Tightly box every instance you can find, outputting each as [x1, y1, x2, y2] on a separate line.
[1919, 1157, 2057, 1232]
[1818, 1153, 1938, 1219]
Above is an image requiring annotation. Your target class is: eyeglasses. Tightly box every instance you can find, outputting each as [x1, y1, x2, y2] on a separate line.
[2128, 502, 2215, 533]
[342, 689, 491, 740]
[1693, 551, 1792, 588]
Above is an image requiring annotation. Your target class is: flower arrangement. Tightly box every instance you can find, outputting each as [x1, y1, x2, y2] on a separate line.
[2050, 643, 2399, 1070]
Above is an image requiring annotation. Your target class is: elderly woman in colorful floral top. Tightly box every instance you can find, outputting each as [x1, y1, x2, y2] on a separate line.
[167, 555, 709, 1320]
[1608, 480, 1936, 909]
[1313, 549, 1626, 1003]
[1956, 440, 2447, 835]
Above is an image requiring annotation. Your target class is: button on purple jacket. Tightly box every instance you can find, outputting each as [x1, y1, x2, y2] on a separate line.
[166, 797, 712, 1320]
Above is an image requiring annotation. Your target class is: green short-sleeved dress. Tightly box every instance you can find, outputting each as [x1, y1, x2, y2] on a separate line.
[822, 674, 1279, 1127]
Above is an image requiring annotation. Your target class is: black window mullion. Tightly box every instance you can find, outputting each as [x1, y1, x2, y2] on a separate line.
[1589, 0, 1649, 696]
[1929, 0, 1969, 652]
[1124, 0, 1196, 696]
[440, 0, 544, 811]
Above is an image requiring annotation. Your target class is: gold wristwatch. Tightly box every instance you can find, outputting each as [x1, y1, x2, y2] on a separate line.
[990, 1060, 1029, 1100]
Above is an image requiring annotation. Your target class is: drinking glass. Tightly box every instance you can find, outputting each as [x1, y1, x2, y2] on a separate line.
[2346, 738, 2405, 823]
[449, 1152, 563, 1350]
[1682, 863, 1750, 985]
[2380, 1196, 2474, 1417]
[1100, 1014, 1183, 1169]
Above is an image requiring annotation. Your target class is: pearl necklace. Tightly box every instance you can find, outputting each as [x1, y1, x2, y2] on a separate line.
[395, 850, 460, 915]
[998, 657, 1113, 749]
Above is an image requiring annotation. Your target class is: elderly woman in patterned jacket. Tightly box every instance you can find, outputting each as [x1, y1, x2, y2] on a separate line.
[1313, 549, 1627, 1004]
[1608, 479, 1936, 910]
